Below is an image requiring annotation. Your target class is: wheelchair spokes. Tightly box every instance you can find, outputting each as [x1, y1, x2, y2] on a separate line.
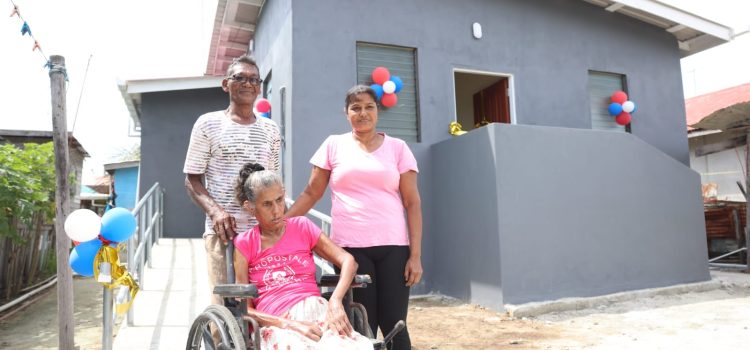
[186, 305, 246, 350]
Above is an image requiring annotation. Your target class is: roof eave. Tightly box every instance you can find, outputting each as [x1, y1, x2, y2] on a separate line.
[117, 76, 224, 131]
[584, 0, 734, 57]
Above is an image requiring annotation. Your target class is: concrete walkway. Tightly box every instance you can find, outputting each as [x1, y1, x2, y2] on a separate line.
[114, 238, 211, 350]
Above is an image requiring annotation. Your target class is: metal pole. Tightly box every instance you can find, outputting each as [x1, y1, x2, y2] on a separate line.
[146, 195, 153, 268]
[102, 285, 113, 349]
[159, 188, 164, 240]
[127, 213, 136, 326]
[151, 193, 157, 246]
[139, 210, 145, 287]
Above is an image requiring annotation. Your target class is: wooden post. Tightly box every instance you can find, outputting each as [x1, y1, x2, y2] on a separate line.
[49, 55, 75, 349]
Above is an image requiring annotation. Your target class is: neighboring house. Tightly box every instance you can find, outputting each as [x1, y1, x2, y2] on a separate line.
[120, 0, 735, 309]
[80, 174, 113, 216]
[686, 82, 750, 202]
[104, 160, 140, 210]
[0, 129, 89, 213]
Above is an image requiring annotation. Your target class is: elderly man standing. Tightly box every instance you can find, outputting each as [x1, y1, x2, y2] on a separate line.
[183, 55, 280, 305]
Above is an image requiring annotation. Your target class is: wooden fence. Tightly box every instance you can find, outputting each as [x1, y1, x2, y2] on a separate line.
[0, 212, 56, 302]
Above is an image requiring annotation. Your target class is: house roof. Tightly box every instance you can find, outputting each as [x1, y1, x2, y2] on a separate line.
[205, 0, 265, 76]
[117, 76, 224, 128]
[685, 82, 750, 131]
[104, 160, 140, 171]
[84, 174, 112, 194]
[582, 0, 733, 57]
[0, 129, 90, 157]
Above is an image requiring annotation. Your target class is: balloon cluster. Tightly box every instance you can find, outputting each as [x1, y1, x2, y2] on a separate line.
[607, 91, 637, 126]
[254, 98, 271, 118]
[369, 67, 403, 108]
[65, 208, 136, 277]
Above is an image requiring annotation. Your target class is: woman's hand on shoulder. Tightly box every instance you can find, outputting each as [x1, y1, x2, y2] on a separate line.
[325, 298, 353, 337]
[404, 255, 423, 287]
[283, 319, 323, 341]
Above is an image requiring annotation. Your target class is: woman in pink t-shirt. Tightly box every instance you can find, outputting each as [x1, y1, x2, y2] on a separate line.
[286, 85, 423, 350]
[232, 163, 372, 349]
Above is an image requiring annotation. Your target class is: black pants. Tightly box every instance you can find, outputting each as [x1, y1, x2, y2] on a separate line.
[343, 246, 411, 350]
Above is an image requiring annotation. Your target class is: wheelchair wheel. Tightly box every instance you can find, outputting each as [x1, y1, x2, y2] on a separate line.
[350, 303, 374, 339]
[186, 304, 246, 350]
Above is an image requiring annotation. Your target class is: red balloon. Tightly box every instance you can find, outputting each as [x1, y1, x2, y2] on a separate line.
[256, 98, 271, 113]
[615, 111, 632, 125]
[73, 240, 80, 246]
[381, 93, 398, 108]
[611, 91, 628, 104]
[372, 67, 391, 85]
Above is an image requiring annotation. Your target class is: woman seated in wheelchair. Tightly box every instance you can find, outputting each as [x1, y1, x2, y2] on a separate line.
[232, 162, 372, 349]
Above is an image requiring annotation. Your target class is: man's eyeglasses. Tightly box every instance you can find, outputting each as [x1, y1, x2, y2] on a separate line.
[228, 75, 263, 85]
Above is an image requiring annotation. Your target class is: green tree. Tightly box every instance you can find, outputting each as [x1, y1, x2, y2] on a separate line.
[0, 142, 56, 241]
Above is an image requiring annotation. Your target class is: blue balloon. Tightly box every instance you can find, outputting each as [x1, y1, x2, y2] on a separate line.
[608, 102, 623, 116]
[260, 112, 270, 119]
[70, 239, 102, 277]
[391, 76, 404, 93]
[101, 207, 137, 243]
[370, 84, 384, 101]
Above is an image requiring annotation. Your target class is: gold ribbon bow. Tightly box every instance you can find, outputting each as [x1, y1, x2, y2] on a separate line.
[449, 121, 467, 136]
[93, 245, 140, 314]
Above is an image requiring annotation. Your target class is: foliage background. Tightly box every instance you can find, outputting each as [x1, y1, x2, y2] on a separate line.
[0, 142, 56, 241]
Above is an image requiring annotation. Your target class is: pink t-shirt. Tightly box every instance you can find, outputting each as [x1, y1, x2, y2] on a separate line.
[310, 133, 419, 248]
[234, 216, 322, 316]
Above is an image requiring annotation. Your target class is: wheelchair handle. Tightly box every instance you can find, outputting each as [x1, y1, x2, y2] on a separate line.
[226, 240, 235, 284]
[319, 274, 372, 287]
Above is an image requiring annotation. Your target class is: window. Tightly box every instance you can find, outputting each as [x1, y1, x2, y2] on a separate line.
[588, 71, 629, 133]
[356, 42, 420, 142]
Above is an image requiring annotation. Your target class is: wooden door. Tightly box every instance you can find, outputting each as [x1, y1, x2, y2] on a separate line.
[473, 78, 510, 126]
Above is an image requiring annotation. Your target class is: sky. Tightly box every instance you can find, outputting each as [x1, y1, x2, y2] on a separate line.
[1, 0, 217, 183]
[0, 0, 749, 184]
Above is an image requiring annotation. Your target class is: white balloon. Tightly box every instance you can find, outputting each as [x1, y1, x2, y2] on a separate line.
[382, 80, 396, 94]
[64, 209, 102, 242]
[622, 100, 635, 113]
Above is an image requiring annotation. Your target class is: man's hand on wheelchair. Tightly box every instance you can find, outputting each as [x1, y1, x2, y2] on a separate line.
[325, 298, 354, 337]
[283, 319, 323, 341]
[209, 209, 237, 243]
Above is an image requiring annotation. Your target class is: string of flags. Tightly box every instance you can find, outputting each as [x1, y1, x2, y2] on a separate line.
[9, 0, 51, 68]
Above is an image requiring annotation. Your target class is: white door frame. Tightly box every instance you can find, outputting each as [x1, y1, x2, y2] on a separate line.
[452, 68, 517, 125]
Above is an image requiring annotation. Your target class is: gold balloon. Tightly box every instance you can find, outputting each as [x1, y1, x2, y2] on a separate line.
[449, 121, 468, 136]
[94, 245, 140, 314]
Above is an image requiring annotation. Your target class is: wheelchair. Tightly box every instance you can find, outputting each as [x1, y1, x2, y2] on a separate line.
[185, 242, 405, 350]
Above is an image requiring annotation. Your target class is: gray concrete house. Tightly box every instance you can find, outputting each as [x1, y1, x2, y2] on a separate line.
[120, 0, 735, 309]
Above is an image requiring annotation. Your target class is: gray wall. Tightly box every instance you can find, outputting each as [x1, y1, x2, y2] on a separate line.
[432, 124, 709, 306]
[139, 88, 228, 238]
[261, 0, 693, 296]
[254, 0, 295, 191]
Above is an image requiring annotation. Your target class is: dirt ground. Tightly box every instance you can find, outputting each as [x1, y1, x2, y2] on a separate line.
[408, 270, 750, 349]
[0, 277, 110, 350]
[2, 271, 750, 350]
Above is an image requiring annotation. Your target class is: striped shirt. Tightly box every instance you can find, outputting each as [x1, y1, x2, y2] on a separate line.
[183, 111, 281, 235]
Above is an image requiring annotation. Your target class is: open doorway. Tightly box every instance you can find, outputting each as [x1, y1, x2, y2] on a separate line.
[454, 70, 514, 131]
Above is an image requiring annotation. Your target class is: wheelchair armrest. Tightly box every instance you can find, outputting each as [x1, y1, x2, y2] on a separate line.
[319, 274, 371, 288]
[213, 284, 258, 298]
